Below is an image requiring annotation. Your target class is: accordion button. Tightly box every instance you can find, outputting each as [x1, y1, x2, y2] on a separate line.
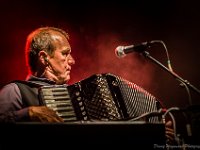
[82, 111, 86, 115]
[75, 92, 80, 96]
[77, 97, 81, 101]
[80, 106, 84, 110]
[79, 102, 83, 106]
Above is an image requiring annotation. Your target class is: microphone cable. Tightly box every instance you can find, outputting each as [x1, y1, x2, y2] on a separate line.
[149, 40, 173, 72]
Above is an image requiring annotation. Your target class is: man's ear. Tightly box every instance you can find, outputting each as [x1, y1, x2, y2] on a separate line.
[38, 51, 48, 65]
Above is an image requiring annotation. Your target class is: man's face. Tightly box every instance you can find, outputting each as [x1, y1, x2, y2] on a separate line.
[46, 32, 75, 84]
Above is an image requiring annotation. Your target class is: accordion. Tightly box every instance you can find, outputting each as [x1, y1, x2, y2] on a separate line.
[39, 73, 162, 122]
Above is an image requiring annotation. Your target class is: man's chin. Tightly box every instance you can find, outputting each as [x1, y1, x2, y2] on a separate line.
[56, 76, 69, 84]
[63, 75, 70, 84]
[65, 77, 70, 83]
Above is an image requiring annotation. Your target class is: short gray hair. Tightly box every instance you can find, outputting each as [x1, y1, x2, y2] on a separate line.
[25, 27, 69, 73]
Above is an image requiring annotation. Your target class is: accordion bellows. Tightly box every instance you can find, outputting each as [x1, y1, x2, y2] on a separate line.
[39, 73, 161, 122]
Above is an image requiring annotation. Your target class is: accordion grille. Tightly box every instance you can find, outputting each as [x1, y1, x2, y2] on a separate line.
[82, 75, 121, 120]
[112, 74, 160, 122]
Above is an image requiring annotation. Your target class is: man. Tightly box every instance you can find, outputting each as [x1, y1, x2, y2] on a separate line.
[0, 27, 75, 122]
[0, 26, 175, 144]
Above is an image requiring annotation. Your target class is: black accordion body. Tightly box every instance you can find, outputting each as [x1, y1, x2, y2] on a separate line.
[39, 73, 162, 122]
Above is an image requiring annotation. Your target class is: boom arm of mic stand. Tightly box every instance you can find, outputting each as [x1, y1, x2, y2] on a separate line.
[142, 51, 200, 105]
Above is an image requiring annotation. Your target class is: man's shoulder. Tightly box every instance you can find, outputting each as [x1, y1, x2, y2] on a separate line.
[0, 82, 20, 97]
[0, 77, 55, 92]
[12, 80, 51, 87]
[0, 81, 30, 94]
[1, 82, 19, 90]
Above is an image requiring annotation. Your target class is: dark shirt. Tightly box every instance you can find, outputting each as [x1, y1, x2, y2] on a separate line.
[0, 75, 56, 122]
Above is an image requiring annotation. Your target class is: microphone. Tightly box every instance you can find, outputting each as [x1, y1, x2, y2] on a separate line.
[115, 41, 153, 58]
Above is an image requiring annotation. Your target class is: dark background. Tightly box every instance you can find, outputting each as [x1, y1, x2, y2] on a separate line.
[0, 0, 200, 109]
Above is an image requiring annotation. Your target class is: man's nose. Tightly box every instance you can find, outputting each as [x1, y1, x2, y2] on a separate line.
[68, 54, 75, 65]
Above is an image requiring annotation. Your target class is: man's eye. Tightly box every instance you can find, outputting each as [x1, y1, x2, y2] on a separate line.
[62, 52, 68, 56]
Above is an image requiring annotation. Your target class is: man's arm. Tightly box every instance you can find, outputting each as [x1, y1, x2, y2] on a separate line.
[0, 83, 63, 123]
[0, 83, 29, 122]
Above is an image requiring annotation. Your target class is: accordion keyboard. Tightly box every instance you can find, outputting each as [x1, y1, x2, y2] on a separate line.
[39, 85, 77, 121]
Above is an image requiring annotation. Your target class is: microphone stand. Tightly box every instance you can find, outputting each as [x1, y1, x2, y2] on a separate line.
[142, 51, 200, 106]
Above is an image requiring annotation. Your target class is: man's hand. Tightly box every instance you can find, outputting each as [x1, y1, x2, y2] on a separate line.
[28, 106, 64, 122]
[165, 120, 175, 143]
